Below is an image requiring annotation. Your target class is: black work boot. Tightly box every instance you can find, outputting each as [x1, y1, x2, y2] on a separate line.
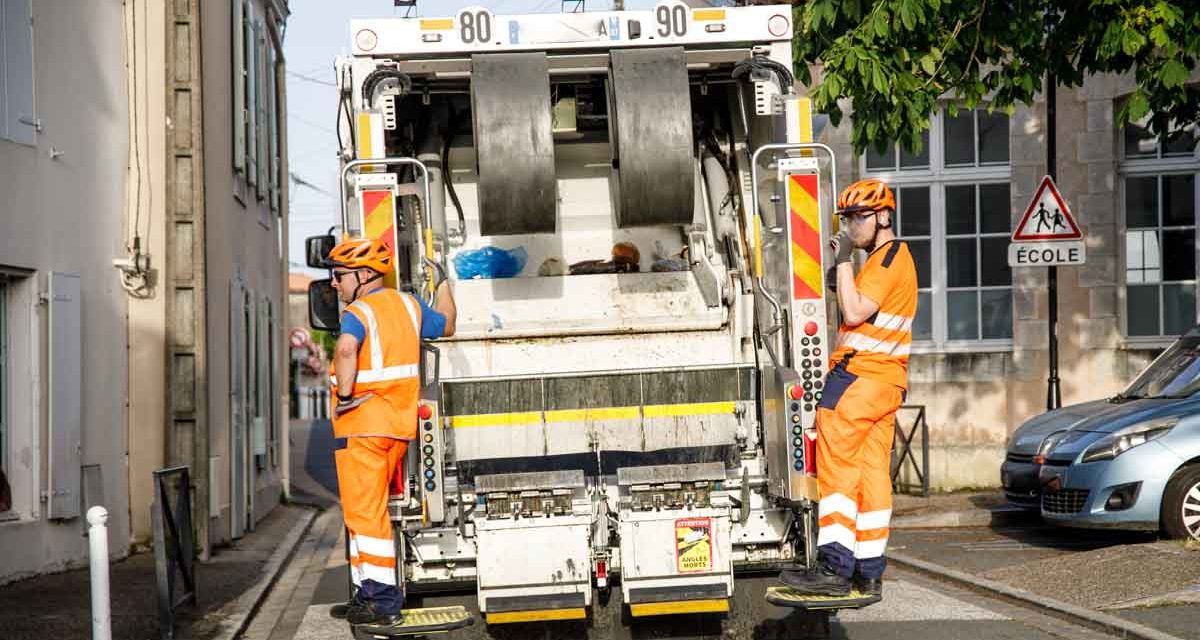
[853, 574, 883, 597]
[329, 601, 352, 619]
[779, 562, 852, 597]
[346, 601, 402, 626]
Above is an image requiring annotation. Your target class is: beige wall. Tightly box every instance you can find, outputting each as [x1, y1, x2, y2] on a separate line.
[126, 0, 169, 548]
[0, 0, 130, 581]
[123, 0, 290, 548]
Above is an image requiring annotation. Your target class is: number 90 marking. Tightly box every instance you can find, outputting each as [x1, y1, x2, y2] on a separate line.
[656, 4, 688, 38]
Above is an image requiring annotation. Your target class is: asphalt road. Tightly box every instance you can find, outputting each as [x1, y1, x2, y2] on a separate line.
[250, 508, 1124, 640]
[279, 420, 1195, 640]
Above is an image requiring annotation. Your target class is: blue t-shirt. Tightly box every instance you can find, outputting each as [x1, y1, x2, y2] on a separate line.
[339, 289, 447, 343]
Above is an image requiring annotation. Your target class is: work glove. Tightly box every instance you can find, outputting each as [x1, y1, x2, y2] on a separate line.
[335, 392, 375, 416]
[830, 231, 854, 265]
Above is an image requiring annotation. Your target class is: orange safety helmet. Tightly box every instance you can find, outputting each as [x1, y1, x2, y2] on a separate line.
[327, 237, 394, 275]
[837, 178, 896, 216]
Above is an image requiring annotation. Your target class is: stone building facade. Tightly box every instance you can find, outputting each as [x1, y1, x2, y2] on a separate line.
[824, 72, 1199, 489]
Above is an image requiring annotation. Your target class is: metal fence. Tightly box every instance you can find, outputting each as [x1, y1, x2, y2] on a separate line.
[891, 405, 930, 497]
[152, 466, 196, 640]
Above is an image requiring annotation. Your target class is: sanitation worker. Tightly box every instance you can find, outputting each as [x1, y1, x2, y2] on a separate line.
[326, 237, 456, 625]
[780, 178, 917, 598]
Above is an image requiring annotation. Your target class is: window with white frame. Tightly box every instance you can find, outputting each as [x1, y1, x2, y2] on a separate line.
[862, 107, 1013, 348]
[1120, 116, 1199, 338]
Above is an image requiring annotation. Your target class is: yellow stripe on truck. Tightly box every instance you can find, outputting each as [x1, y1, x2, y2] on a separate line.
[486, 608, 587, 624]
[449, 402, 738, 428]
[449, 411, 542, 429]
[692, 9, 726, 21]
[420, 18, 455, 31]
[629, 599, 730, 617]
[644, 401, 737, 418]
[545, 407, 641, 422]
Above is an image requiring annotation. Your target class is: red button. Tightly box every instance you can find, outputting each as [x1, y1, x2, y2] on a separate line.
[804, 321, 819, 336]
[418, 404, 434, 420]
[788, 385, 803, 401]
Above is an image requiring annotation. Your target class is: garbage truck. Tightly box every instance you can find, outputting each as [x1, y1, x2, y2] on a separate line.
[304, 1, 860, 634]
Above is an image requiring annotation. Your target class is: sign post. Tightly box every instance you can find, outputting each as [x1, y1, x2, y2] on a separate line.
[1009, 173, 1084, 410]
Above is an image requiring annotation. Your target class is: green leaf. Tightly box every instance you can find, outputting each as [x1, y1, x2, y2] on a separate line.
[900, 2, 915, 31]
[1126, 91, 1150, 122]
[1149, 24, 1170, 48]
[1160, 59, 1190, 88]
[920, 55, 937, 75]
[1122, 29, 1146, 56]
[871, 63, 889, 93]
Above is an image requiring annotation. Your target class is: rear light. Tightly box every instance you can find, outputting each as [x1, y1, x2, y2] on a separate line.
[767, 14, 790, 38]
[356, 29, 379, 52]
[596, 560, 608, 579]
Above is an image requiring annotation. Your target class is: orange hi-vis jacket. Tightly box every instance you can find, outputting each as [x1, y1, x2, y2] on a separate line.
[828, 240, 918, 390]
[330, 289, 423, 440]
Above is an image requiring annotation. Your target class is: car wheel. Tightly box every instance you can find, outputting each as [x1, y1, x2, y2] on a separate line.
[1161, 465, 1200, 541]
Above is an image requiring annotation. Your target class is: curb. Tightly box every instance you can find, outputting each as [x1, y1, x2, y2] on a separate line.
[889, 551, 1188, 640]
[891, 506, 1035, 529]
[212, 506, 320, 640]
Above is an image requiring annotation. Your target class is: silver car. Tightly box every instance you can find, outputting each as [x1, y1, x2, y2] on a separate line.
[1002, 328, 1200, 540]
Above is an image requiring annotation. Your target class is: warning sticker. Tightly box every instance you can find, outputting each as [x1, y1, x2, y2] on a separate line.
[675, 518, 713, 573]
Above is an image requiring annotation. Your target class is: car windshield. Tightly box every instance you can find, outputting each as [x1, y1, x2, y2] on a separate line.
[1122, 337, 1200, 399]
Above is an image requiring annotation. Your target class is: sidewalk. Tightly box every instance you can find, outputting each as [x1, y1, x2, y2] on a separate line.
[891, 489, 1034, 529]
[888, 490, 1200, 640]
[0, 503, 316, 640]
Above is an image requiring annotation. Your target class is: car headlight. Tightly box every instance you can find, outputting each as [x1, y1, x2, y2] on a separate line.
[1035, 429, 1089, 463]
[1079, 418, 1179, 463]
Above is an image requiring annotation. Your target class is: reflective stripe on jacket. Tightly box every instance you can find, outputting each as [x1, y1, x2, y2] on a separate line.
[330, 289, 422, 439]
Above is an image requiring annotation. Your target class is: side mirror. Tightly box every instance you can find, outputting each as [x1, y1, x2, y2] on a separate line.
[306, 235, 337, 269]
[308, 279, 340, 332]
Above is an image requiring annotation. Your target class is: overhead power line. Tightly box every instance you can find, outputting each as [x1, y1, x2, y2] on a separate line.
[287, 69, 336, 87]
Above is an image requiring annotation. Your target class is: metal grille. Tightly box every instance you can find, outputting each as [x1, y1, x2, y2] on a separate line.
[1042, 489, 1089, 515]
[1006, 452, 1034, 464]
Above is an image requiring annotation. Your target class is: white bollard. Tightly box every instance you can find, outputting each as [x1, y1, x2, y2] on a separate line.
[87, 506, 112, 640]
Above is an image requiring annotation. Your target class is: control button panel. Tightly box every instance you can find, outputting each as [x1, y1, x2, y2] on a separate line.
[418, 401, 446, 523]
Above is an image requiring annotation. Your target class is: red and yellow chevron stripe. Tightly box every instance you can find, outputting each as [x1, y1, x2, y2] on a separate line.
[789, 174, 822, 300]
[361, 189, 397, 287]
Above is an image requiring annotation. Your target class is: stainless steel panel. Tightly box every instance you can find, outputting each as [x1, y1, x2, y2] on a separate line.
[608, 47, 695, 227]
[470, 53, 557, 235]
[616, 462, 726, 486]
[475, 469, 586, 493]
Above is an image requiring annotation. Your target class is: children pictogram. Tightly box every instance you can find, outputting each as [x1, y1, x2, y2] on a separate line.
[1012, 176, 1082, 241]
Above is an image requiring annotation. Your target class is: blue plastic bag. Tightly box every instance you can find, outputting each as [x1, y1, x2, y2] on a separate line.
[453, 246, 528, 279]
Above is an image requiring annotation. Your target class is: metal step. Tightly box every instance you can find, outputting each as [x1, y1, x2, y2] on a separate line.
[351, 605, 474, 638]
[765, 586, 881, 611]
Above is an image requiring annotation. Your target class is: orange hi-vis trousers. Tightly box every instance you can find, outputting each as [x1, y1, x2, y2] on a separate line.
[335, 436, 409, 613]
[814, 364, 903, 580]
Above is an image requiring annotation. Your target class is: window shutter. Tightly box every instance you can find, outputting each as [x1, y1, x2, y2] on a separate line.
[244, 2, 257, 186]
[3, 0, 37, 145]
[268, 43, 279, 213]
[256, 18, 268, 200]
[231, 0, 245, 172]
[48, 273, 81, 520]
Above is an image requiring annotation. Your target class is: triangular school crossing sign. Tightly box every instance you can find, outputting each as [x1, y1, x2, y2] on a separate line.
[1012, 176, 1082, 241]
